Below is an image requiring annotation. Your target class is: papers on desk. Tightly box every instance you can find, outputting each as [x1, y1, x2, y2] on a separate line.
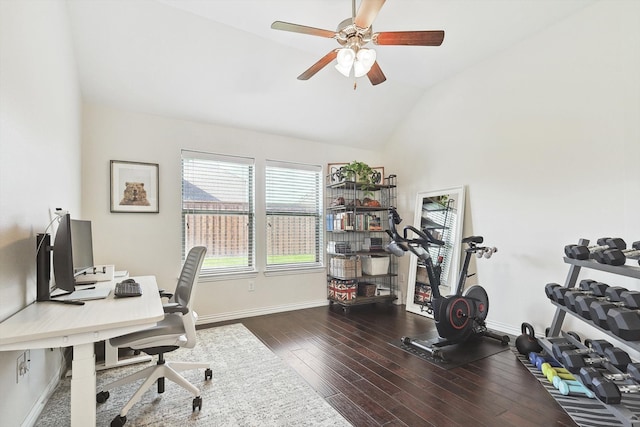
[50, 287, 112, 301]
[75, 264, 115, 283]
[115, 270, 129, 279]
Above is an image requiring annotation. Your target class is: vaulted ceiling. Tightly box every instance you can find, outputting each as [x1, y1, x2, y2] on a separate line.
[65, 0, 594, 149]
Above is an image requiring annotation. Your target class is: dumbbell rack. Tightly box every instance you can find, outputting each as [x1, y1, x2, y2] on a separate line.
[539, 238, 640, 427]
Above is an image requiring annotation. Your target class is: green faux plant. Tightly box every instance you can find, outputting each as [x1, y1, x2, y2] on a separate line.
[342, 160, 381, 196]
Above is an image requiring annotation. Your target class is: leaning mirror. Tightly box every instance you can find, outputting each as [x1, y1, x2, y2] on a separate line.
[405, 186, 466, 317]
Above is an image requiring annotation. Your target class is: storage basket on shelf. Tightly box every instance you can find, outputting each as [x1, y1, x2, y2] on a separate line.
[329, 256, 362, 278]
[414, 284, 431, 303]
[416, 265, 429, 284]
[358, 282, 377, 297]
[361, 255, 390, 276]
[328, 279, 357, 301]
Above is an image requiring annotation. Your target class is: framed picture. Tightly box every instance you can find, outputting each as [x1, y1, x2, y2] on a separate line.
[110, 160, 159, 213]
[372, 167, 385, 184]
[327, 163, 385, 185]
[327, 163, 348, 184]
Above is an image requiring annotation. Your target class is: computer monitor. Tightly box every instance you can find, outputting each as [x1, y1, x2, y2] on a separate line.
[52, 213, 75, 293]
[71, 219, 94, 275]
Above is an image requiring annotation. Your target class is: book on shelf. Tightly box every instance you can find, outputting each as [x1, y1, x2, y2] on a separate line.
[367, 214, 382, 231]
[362, 237, 383, 252]
[327, 241, 352, 254]
[327, 212, 383, 232]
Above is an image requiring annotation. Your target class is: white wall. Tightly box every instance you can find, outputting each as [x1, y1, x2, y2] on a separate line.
[384, 1, 640, 341]
[0, 1, 81, 425]
[81, 102, 382, 323]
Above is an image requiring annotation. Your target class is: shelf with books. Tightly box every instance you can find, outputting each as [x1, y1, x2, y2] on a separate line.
[325, 173, 397, 312]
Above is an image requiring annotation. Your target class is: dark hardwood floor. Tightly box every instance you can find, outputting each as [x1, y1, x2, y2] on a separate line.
[205, 304, 577, 427]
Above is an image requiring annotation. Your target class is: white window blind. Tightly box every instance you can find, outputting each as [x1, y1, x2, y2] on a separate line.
[181, 150, 255, 275]
[265, 160, 323, 271]
[424, 200, 457, 285]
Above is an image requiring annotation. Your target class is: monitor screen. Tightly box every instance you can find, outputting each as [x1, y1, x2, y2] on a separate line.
[71, 219, 94, 275]
[52, 213, 75, 293]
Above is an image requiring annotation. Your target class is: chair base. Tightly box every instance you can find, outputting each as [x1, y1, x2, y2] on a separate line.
[98, 359, 211, 419]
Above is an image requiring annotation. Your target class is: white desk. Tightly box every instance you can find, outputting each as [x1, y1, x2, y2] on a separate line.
[0, 276, 164, 427]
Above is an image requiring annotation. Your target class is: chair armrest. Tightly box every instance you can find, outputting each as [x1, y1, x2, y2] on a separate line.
[158, 289, 174, 299]
[163, 302, 188, 315]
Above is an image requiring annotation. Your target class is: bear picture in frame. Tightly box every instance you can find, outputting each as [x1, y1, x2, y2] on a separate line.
[110, 160, 159, 213]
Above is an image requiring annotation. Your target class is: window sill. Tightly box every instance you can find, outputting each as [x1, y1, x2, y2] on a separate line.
[198, 271, 259, 283]
[264, 266, 326, 277]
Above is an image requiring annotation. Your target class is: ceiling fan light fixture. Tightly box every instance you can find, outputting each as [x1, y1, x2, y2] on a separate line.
[335, 62, 352, 77]
[353, 48, 376, 77]
[335, 47, 356, 76]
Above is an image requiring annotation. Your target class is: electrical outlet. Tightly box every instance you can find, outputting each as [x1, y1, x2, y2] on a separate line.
[248, 281, 255, 292]
[16, 350, 30, 383]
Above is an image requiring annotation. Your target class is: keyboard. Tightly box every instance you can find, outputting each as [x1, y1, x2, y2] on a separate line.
[114, 280, 142, 298]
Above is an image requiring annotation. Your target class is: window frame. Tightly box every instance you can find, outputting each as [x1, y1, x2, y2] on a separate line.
[264, 159, 324, 274]
[181, 150, 256, 277]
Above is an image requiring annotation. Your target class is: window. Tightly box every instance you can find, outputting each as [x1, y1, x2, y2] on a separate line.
[265, 160, 323, 271]
[181, 150, 255, 275]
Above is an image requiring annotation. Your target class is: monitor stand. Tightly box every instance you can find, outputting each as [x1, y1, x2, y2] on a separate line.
[36, 234, 86, 306]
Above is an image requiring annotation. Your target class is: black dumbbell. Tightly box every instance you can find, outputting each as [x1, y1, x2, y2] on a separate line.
[548, 332, 583, 359]
[546, 280, 607, 308]
[607, 305, 640, 340]
[552, 341, 576, 360]
[571, 280, 609, 318]
[573, 283, 611, 319]
[546, 283, 575, 305]
[564, 238, 626, 260]
[590, 377, 640, 404]
[564, 280, 610, 312]
[561, 346, 631, 373]
[588, 287, 631, 329]
[589, 289, 640, 331]
[595, 241, 640, 266]
[585, 364, 640, 405]
[579, 364, 640, 390]
[545, 283, 564, 302]
[552, 338, 608, 361]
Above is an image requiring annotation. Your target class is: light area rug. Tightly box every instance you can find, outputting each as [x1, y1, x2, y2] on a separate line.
[35, 323, 352, 426]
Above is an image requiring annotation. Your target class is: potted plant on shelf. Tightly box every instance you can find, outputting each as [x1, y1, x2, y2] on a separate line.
[343, 161, 381, 184]
[341, 160, 382, 198]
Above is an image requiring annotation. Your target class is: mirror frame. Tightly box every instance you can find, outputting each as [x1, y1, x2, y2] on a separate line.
[405, 186, 466, 317]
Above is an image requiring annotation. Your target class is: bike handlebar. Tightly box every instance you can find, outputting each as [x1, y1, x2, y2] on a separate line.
[387, 207, 445, 248]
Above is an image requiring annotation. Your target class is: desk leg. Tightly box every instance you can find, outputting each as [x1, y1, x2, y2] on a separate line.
[70, 343, 96, 427]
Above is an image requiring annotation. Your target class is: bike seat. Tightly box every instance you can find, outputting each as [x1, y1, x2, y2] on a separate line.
[462, 236, 484, 244]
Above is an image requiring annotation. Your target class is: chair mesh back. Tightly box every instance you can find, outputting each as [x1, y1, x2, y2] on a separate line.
[173, 246, 206, 308]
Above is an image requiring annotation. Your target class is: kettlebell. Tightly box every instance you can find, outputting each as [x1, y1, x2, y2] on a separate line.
[516, 322, 543, 355]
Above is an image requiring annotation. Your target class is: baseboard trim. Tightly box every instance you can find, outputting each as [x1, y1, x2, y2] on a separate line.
[197, 300, 330, 325]
[486, 319, 519, 337]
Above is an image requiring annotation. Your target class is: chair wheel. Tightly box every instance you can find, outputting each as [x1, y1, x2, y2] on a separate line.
[110, 415, 126, 427]
[96, 391, 110, 403]
[205, 368, 213, 380]
[193, 396, 202, 411]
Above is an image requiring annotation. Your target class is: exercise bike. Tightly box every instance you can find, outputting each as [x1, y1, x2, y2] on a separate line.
[385, 207, 509, 360]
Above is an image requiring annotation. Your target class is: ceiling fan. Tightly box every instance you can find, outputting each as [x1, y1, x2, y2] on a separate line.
[271, 0, 444, 86]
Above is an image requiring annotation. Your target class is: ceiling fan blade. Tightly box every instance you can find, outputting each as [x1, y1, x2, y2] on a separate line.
[297, 50, 339, 80]
[354, 0, 386, 29]
[271, 21, 336, 39]
[367, 61, 386, 85]
[373, 30, 445, 46]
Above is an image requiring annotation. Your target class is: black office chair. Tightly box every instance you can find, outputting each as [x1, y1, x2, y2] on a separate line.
[96, 246, 212, 427]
